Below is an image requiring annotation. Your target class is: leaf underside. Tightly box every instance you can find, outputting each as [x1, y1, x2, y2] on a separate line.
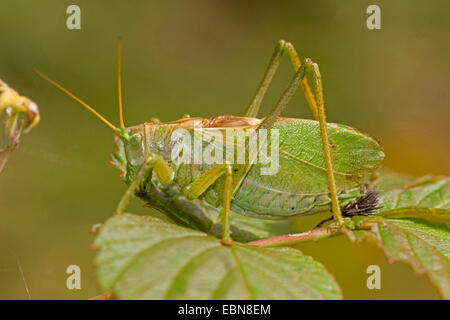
[94, 213, 342, 300]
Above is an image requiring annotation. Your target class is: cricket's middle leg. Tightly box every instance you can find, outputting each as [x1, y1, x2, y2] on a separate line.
[183, 164, 234, 245]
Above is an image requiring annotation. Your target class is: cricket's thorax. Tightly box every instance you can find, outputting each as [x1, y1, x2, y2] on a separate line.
[111, 115, 385, 219]
[111, 115, 260, 185]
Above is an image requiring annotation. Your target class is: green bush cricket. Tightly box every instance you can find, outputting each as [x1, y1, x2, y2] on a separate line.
[37, 39, 384, 245]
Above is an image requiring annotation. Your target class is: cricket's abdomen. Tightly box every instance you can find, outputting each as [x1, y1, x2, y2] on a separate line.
[224, 118, 384, 218]
[231, 178, 332, 218]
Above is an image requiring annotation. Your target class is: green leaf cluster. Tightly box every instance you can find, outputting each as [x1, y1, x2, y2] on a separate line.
[94, 170, 450, 299]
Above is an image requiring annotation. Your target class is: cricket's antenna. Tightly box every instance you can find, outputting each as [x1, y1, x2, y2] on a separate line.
[117, 37, 125, 129]
[35, 70, 118, 131]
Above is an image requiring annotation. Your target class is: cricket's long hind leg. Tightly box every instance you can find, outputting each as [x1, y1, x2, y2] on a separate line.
[304, 60, 343, 224]
[251, 57, 344, 224]
[183, 164, 233, 245]
[244, 40, 318, 119]
[115, 153, 174, 214]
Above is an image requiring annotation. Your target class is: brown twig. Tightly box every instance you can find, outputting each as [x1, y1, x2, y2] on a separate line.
[247, 226, 336, 247]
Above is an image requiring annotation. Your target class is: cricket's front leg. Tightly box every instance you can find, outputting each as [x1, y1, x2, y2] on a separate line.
[115, 153, 174, 214]
[183, 164, 233, 245]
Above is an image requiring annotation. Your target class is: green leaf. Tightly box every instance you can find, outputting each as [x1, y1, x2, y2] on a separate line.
[354, 216, 450, 299]
[354, 171, 450, 298]
[372, 171, 450, 219]
[370, 169, 416, 191]
[94, 213, 342, 300]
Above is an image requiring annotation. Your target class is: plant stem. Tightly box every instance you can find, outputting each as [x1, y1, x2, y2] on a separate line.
[247, 227, 336, 247]
[89, 291, 112, 300]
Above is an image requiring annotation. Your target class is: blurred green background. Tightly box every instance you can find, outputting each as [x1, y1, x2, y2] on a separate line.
[0, 0, 449, 299]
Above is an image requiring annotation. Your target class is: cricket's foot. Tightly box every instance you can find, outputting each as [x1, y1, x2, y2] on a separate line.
[221, 237, 233, 246]
[327, 217, 357, 241]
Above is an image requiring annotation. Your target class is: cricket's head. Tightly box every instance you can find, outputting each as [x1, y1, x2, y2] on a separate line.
[112, 125, 148, 184]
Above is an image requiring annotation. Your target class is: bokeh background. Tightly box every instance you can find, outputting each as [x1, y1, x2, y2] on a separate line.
[0, 0, 449, 299]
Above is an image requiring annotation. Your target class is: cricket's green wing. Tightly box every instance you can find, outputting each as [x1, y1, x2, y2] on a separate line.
[232, 118, 385, 218]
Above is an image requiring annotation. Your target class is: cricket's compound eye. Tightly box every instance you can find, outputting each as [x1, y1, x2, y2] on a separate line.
[124, 132, 145, 168]
[130, 133, 142, 144]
